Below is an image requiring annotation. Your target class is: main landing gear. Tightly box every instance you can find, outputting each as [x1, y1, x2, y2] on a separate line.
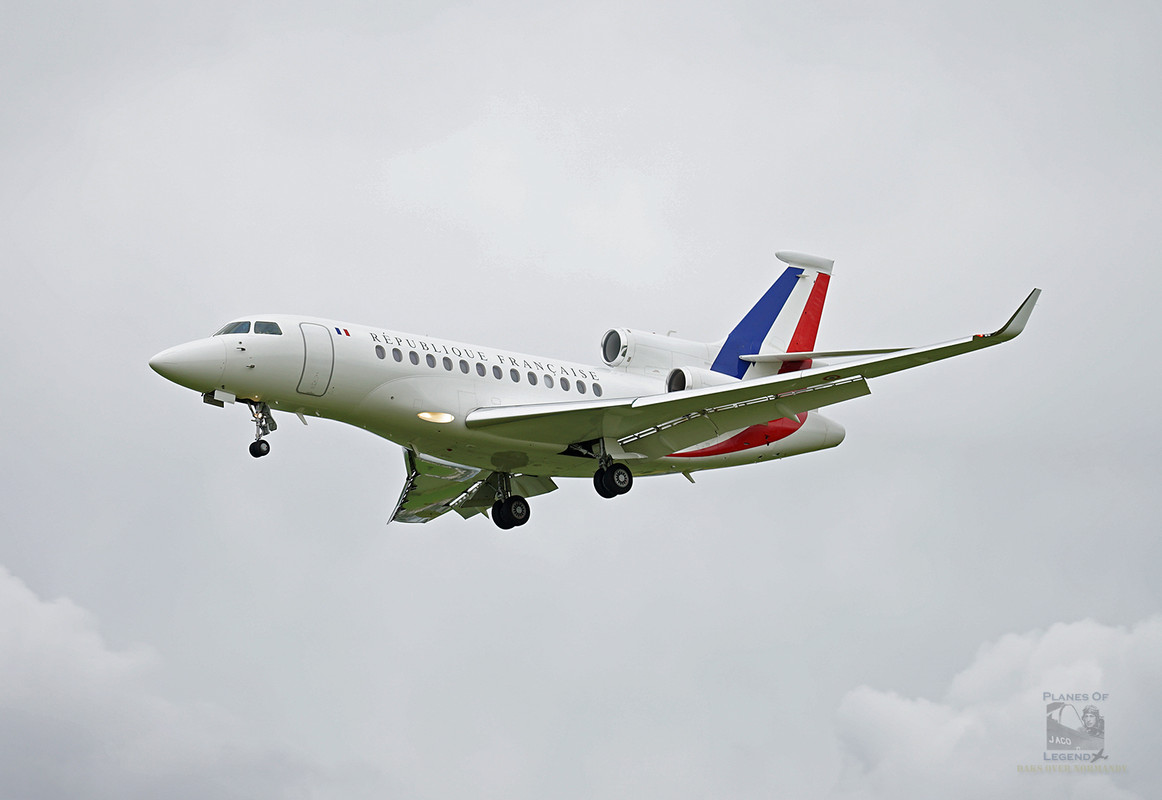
[491, 495, 531, 530]
[246, 400, 277, 458]
[593, 462, 633, 499]
[490, 472, 531, 529]
[487, 456, 635, 529]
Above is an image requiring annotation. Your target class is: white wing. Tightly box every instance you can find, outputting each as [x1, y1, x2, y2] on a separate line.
[464, 289, 1040, 457]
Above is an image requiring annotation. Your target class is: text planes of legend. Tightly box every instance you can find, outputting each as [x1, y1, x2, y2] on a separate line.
[150, 252, 1040, 529]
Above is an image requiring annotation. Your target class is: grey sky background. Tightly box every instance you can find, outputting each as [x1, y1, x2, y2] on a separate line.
[2, 2, 1160, 797]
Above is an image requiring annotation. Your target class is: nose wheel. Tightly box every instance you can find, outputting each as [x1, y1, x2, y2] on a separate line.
[246, 401, 277, 458]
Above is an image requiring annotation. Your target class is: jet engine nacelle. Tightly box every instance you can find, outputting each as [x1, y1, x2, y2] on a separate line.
[601, 328, 714, 374]
[666, 366, 741, 393]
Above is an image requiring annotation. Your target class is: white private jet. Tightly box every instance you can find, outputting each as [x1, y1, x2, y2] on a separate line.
[150, 252, 1040, 528]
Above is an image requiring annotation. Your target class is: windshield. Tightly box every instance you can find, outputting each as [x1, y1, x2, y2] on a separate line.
[213, 321, 250, 335]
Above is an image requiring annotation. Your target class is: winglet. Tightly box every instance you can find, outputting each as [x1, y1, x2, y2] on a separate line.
[981, 288, 1041, 342]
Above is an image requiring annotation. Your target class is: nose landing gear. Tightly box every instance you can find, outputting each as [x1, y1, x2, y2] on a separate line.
[246, 400, 277, 458]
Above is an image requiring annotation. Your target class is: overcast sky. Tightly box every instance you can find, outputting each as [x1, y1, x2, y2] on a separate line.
[2, 1, 1160, 798]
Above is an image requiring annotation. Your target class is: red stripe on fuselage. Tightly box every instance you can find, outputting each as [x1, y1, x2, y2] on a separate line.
[670, 413, 807, 458]
[778, 273, 830, 374]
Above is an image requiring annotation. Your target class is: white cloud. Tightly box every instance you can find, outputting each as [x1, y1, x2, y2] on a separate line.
[0, 564, 381, 800]
[831, 617, 1162, 799]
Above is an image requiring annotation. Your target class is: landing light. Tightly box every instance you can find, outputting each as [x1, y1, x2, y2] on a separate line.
[417, 411, 455, 424]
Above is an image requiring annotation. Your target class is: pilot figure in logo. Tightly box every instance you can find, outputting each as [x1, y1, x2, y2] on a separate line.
[1081, 705, 1105, 738]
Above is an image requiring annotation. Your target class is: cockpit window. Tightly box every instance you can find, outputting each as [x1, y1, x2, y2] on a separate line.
[255, 321, 282, 335]
[214, 321, 250, 335]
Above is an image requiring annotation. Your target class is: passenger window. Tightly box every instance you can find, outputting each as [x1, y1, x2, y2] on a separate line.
[492, 366, 503, 379]
[426, 354, 437, 368]
[476, 363, 486, 377]
[544, 375, 554, 388]
[392, 348, 403, 362]
[593, 383, 603, 397]
[255, 321, 282, 335]
[510, 368, 520, 382]
[527, 372, 537, 386]
[214, 321, 250, 335]
[560, 377, 570, 391]
[375, 345, 386, 359]
[443, 356, 453, 371]
[577, 380, 587, 394]
[409, 351, 419, 365]
[459, 360, 469, 374]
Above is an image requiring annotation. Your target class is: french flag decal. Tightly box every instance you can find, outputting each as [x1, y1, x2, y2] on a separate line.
[335, 328, 350, 336]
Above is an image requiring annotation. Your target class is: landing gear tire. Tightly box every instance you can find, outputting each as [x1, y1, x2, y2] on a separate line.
[249, 439, 270, 458]
[492, 496, 529, 529]
[503, 495, 530, 526]
[594, 468, 618, 498]
[601, 462, 633, 496]
[491, 500, 515, 529]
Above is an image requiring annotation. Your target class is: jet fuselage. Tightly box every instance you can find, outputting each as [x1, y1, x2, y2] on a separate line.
[149, 315, 845, 480]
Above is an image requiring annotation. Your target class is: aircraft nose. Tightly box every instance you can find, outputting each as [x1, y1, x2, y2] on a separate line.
[149, 338, 227, 392]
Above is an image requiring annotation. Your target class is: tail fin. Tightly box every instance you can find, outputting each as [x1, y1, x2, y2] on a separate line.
[710, 251, 833, 379]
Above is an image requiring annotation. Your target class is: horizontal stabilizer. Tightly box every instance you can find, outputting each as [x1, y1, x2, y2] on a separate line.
[775, 251, 834, 273]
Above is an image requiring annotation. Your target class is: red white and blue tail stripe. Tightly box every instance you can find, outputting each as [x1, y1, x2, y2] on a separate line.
[710, 251, 833, 379]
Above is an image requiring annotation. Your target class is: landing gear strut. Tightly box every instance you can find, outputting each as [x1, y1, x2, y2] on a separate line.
[580, 440, 634, 499]
[490, 473, 530, 529]
[246, 400, 277, 458]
